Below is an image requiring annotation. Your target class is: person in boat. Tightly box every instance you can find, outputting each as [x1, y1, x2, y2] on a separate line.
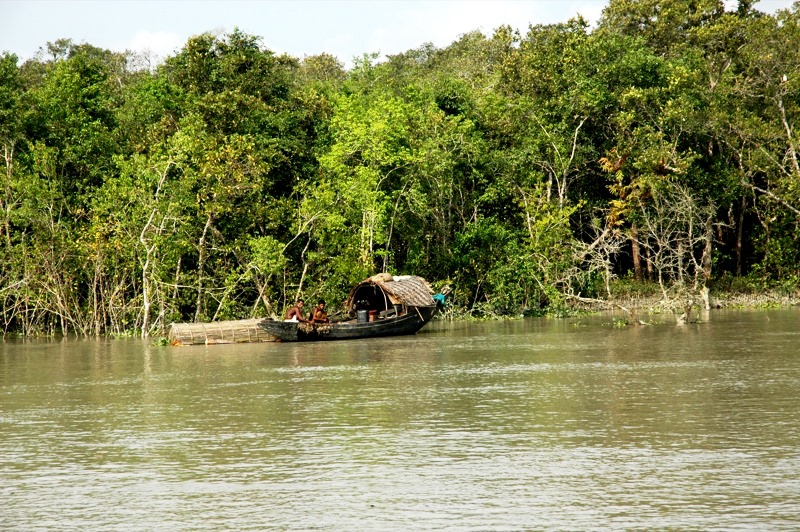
[309, 300, 329, 323]
[284, 299, 308, 322]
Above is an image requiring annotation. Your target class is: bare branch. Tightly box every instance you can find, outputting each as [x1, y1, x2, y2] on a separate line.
[741, 179, 800, 217]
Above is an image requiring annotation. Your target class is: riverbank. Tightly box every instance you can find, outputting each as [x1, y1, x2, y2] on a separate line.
[595, 285, 800, 312]
[559, 284, 800, 326]
[437, 281, 800, 321]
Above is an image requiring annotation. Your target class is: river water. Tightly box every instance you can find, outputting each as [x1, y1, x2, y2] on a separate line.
[2, 308, 799, 530]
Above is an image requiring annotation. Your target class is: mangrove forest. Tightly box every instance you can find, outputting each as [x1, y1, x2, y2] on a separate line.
[1, 0, 799, 336]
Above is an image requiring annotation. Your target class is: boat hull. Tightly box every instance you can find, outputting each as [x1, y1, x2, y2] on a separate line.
[261, 306, 436, 342]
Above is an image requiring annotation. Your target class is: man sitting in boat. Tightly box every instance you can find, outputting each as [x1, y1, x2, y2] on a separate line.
[309, 300, 329, 323]
[284, 299, 308, 322]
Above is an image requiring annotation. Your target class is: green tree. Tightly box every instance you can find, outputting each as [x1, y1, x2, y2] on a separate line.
[597, 0, 725, 55]
[0, 52, 22, 250]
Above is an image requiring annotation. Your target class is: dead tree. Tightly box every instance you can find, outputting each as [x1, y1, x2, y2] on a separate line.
[635, 181, 715, 324]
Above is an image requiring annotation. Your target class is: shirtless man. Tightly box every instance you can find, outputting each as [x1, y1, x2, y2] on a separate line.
[284, 299, 307, 322]
[309, 300, 329, 323]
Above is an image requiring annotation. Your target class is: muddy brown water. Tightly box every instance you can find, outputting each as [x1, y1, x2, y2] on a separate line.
[2, 308, 799, 529]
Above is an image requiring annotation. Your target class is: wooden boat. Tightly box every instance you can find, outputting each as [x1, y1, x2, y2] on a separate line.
[260, 274, 439, 342]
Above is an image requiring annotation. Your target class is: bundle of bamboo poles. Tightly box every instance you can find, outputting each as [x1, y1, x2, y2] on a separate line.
[168, 318, 275, 345]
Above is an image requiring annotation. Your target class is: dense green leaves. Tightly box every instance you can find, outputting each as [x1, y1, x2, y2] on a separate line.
[2, 5, 800, 336]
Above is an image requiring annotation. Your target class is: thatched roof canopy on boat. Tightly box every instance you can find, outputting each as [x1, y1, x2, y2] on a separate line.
[345, 274, 435, 311]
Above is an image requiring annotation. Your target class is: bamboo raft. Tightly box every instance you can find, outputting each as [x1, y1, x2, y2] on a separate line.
[168, 318, 275, 345]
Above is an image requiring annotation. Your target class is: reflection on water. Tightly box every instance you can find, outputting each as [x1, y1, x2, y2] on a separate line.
[2, 309, 800, 529]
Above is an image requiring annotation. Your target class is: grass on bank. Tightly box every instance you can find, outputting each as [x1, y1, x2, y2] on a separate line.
[435, 273, 800, 322]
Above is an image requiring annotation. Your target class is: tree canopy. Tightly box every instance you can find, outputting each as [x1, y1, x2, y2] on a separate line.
[2, 1, 800, 336]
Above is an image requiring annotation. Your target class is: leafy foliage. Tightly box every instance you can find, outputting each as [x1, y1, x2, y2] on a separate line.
[2, 5, 800, 336]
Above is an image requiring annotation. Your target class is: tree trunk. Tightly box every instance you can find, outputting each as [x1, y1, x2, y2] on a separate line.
[702, 216, 713, 282]
[2, 141, 15, 250]
[736, 194, 745, 276]
[194, 214, 213, 323]
[92, 244, 102, 336]
[630, 223, 643, 282]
